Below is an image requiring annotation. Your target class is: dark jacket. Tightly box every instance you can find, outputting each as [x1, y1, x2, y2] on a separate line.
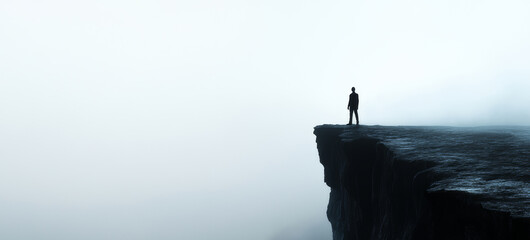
[348, 93, 359, 110]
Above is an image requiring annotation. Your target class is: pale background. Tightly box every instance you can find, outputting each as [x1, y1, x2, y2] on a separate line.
[1, 0, 529, 239]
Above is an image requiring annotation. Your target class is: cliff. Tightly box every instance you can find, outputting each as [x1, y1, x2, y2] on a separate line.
[314, 125, 530, 240]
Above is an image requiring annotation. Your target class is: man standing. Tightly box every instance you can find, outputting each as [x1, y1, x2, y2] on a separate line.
[347, 87, 359, 125]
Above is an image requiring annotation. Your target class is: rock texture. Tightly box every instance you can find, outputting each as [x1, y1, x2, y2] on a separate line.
[314, 125, 529, 240]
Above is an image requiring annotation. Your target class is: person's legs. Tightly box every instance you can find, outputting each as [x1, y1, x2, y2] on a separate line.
[354, 109, 359, 125]
[348, 109, 353, 125]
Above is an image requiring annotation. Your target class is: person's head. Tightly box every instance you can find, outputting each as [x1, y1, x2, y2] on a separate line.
[351, 87, 355, 92]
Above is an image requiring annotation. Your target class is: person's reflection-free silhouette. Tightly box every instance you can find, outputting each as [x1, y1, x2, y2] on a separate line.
[348, 87, 359, 125]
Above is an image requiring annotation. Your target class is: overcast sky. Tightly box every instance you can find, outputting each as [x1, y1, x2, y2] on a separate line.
[1, 0, 529, 240]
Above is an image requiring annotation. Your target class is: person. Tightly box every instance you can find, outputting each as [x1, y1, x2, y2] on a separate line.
[347, 87, 359, 125]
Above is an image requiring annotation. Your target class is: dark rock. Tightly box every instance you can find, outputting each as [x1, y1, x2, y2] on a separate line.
[314, 125, 530, 240]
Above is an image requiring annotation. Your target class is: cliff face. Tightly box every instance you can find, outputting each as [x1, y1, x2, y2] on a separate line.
[314, 125, 529, 240]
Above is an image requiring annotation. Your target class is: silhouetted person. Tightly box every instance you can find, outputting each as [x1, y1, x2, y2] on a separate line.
[348, 87, 359, 125]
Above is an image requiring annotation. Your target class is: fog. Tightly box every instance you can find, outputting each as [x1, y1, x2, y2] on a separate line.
[1, 0, 529, 239]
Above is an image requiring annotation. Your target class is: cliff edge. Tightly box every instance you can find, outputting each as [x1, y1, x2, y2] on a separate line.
[314, 125, 530, 240]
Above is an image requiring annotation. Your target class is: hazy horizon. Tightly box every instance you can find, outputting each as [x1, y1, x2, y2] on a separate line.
[1, 0, 529, 239]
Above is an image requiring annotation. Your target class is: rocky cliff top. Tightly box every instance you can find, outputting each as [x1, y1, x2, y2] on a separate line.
[314, 125, 530, 218]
